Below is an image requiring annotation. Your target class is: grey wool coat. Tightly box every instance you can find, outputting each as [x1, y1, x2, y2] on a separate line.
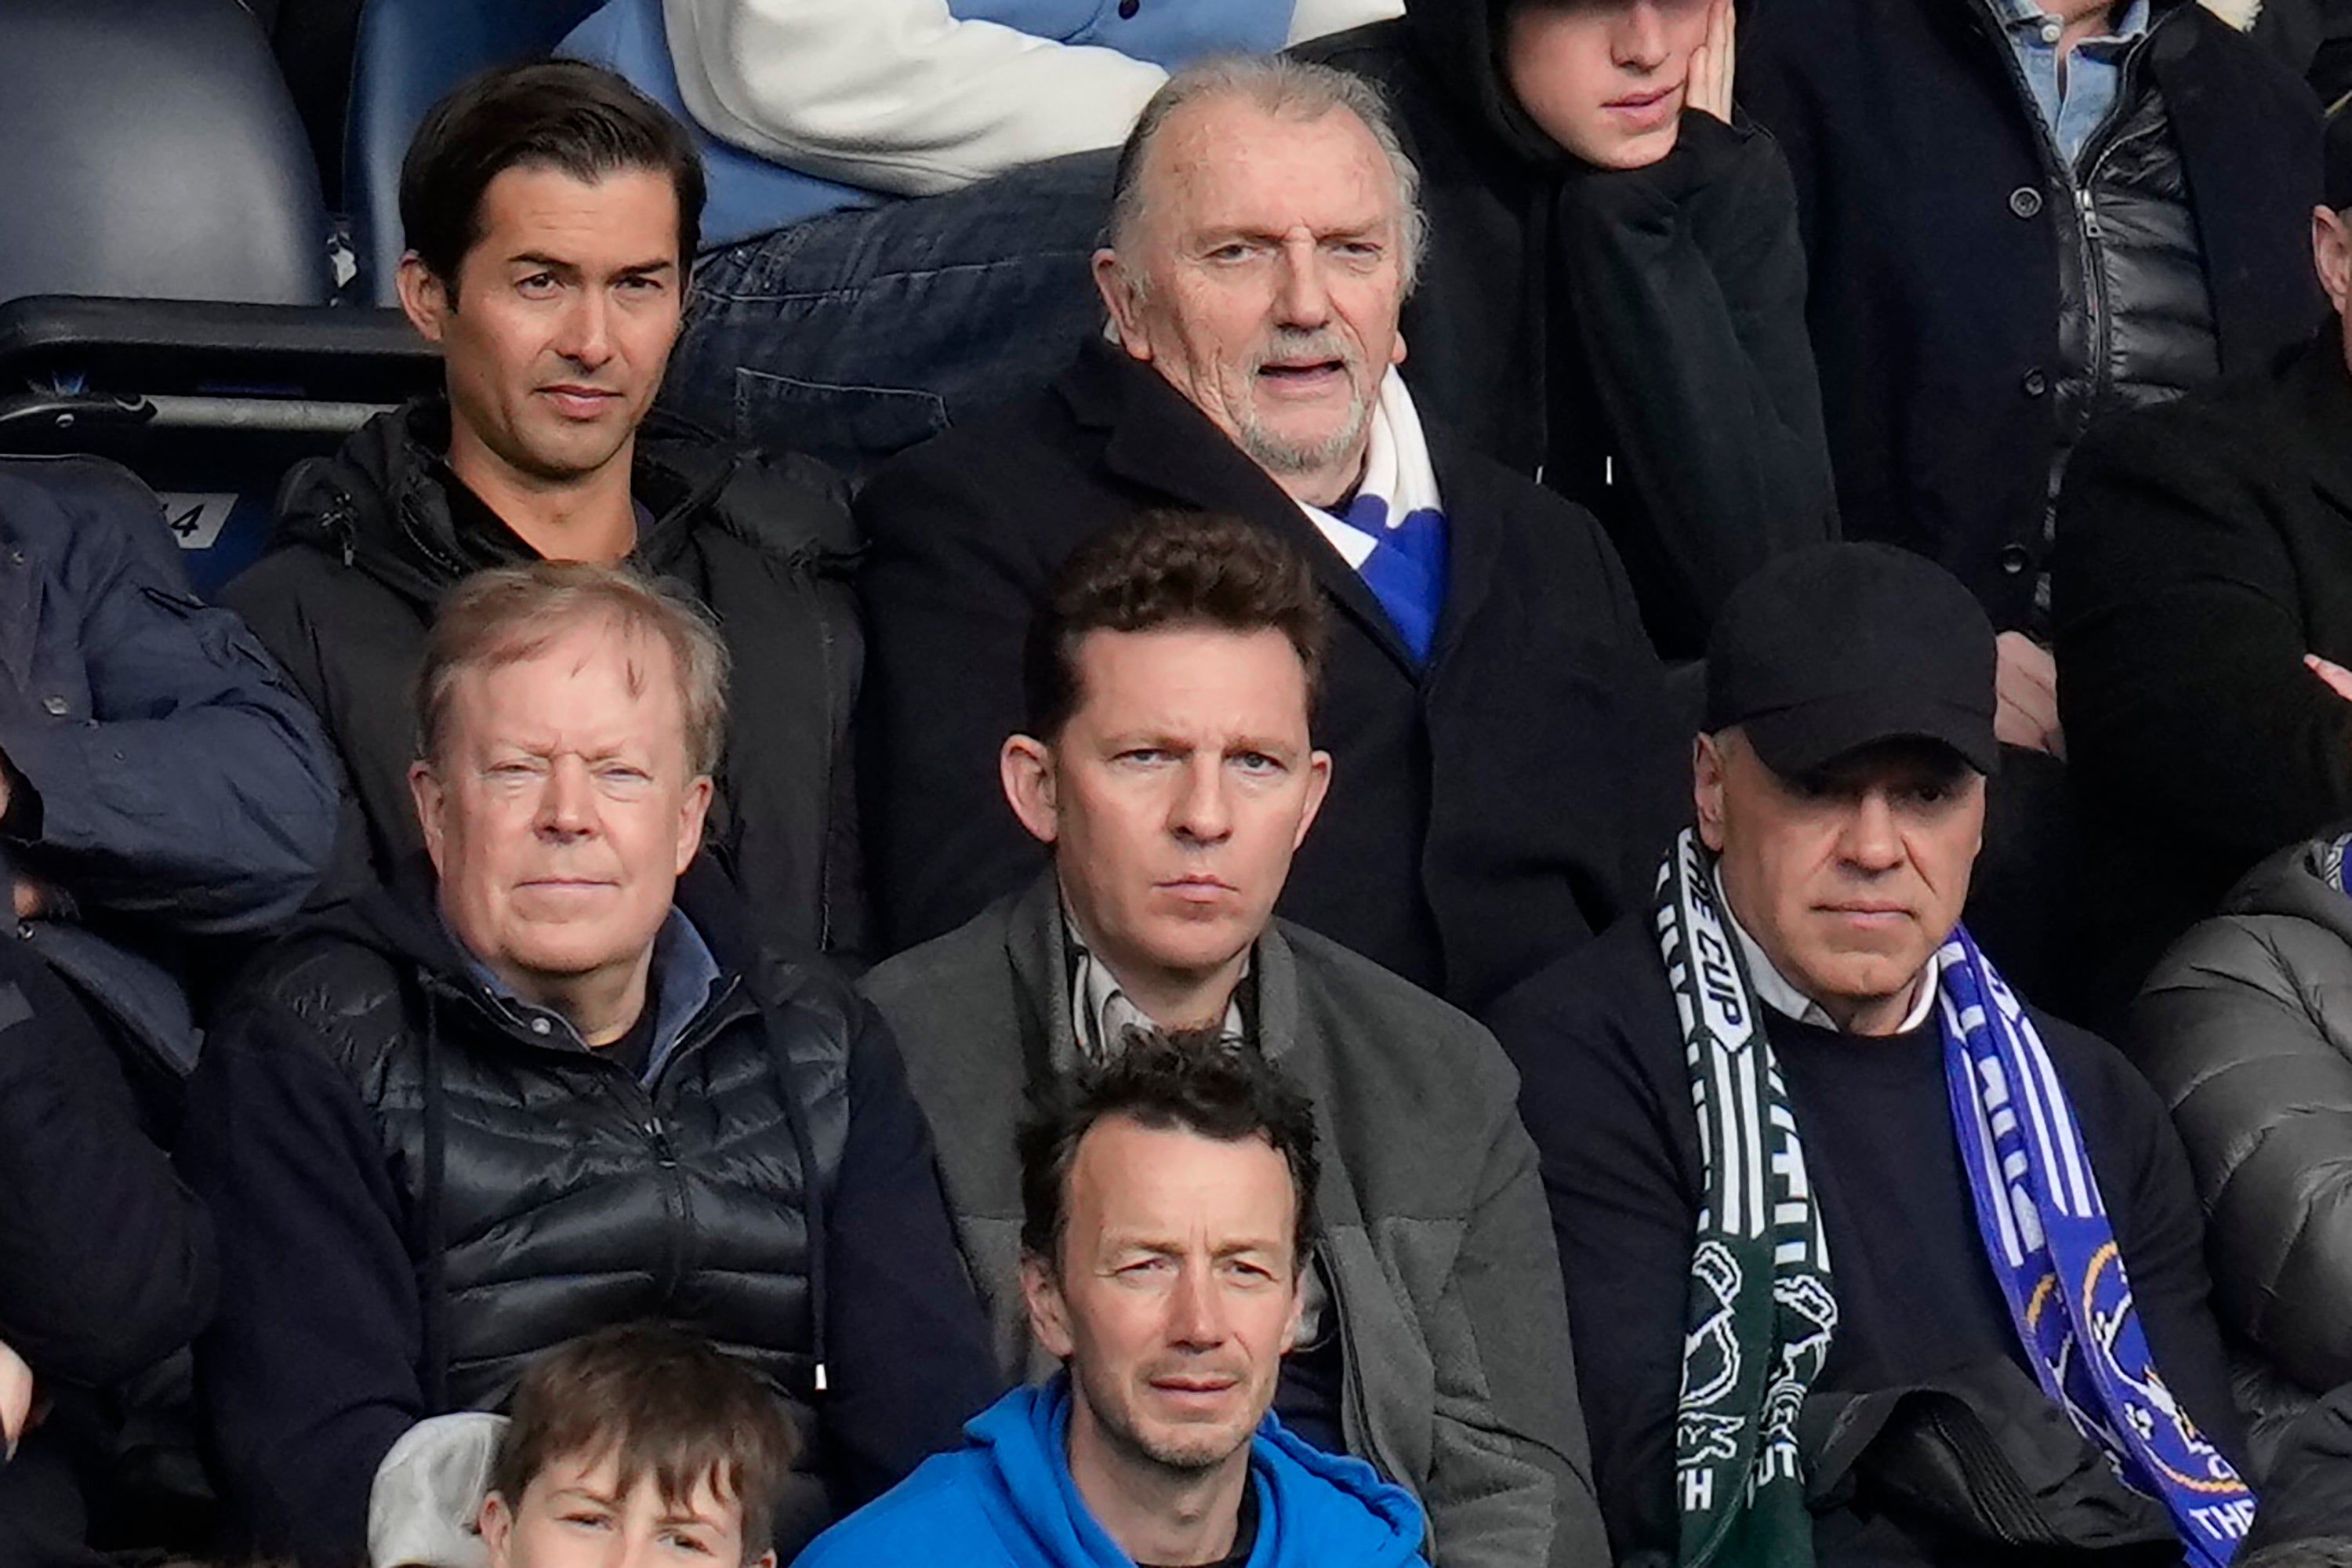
[859, 870, 1607, 1568]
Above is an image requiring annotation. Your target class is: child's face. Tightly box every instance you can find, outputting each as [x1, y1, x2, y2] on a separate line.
[478, 1449, 774, 1568]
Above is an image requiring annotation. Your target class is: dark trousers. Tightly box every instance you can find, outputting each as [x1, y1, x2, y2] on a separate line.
[663, 150, 1119, 480]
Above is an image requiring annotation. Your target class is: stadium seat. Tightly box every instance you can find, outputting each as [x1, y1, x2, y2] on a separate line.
[347, 0, 606, 305]
[0, 0, 330, 307]
[0, 0, 438, 592]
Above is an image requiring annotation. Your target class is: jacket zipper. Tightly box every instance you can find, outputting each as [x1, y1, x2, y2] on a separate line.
[2075, 110, 2168, 405]
[627, 980, 747, 1308]
[485, 976, 743, 1308]
[1319, 1236, 1396, 1503]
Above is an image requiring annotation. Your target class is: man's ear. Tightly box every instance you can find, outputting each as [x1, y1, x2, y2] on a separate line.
[1279, 1271, 1306, 1357]
[1693, 731, 1729, 853]
[410, 760, 451, 877]
[1294, 750, 1334, 849]
[2315, 205, 2352, 314]
[749, 1552, 778, 1568]
[477, 1489, 514, 1566]
[675, 773, 714, 875]
[1022, 1250, 1076, 1360]
[396, 252, 453, 344]
[1002, 734, 1062, 847]
[1093, 249, 1151, 361]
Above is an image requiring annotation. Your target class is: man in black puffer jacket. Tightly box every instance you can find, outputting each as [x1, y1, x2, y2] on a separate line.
[1308, 0, 1838, 660]
[180, 564, 996, 1566]
[226, 60, 867, 960]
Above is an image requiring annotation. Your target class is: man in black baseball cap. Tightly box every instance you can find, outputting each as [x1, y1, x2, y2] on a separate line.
[2054, 96, 2352, 1018]
[1484, 542, 2253, 1568]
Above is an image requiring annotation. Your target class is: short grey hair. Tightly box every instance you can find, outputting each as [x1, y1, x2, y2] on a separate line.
[1103, 54, 1427, 294]
[416, 561, 731, 778]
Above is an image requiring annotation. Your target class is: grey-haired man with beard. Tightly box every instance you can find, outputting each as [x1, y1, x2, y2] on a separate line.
[855, 52, 1680, 1016]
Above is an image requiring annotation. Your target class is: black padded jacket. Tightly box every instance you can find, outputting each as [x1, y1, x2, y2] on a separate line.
[2129, 835, 2352, 1443]
[180, 865, 996, 1564]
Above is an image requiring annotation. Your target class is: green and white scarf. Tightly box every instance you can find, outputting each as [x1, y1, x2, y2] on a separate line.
[1658, 829, 1838, 1568]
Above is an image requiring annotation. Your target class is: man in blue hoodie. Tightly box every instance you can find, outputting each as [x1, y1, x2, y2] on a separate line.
[795, 1029, 1429, 1568]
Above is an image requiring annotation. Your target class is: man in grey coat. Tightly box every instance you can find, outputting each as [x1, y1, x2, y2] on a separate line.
[859, 509, 1603, 1568]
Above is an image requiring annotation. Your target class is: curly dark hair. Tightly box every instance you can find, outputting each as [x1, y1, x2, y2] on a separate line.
[1022, 510, 1330, 741]
[1018, 1025, 1321, 1272]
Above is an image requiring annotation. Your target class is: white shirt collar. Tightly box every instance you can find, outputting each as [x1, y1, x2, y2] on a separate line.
[1714, 869, 1940, 1035]
[1063, 902, 1247, 1060]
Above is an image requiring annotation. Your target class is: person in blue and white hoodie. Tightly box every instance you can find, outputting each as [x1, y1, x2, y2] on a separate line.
[793, 1029, 1430, 1568]
[558, 0, 1403, 477]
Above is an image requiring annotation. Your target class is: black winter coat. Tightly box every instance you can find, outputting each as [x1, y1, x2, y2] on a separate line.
[1739, 0, 2322, 632]
[178, 867, 996, 1564]
[223, 399, 868, 959]
[1308, 14, 1836, 659]
[0, 935, 215, 1566]
[2129, 835, 2352, 1417]
[2056, 325, 2352, 1003]
[855, 339, 1685, 1012]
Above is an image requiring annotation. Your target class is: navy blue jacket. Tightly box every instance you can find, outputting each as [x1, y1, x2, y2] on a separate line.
[0, 456, 332, 1560]
[0, 457, 336, 948]
[1737, 0, 2322, 630]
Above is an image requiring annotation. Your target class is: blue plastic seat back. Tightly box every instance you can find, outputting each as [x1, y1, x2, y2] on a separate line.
[0, 0, 332, 306]
[347, 0, 607, 304]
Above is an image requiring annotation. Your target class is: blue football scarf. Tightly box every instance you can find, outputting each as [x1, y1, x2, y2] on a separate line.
[2321, 829, 2352, 896]
[1661, 831, 2255, 1566]
[1302, 370, 1448, 663]
[1937, 926, 2255, 1563]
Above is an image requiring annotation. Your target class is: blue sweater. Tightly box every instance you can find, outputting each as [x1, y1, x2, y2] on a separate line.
[794, 1380, 1429, 1568]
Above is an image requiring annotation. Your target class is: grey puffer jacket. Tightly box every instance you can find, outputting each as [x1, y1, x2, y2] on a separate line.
[2129, 833, 2352, 1426]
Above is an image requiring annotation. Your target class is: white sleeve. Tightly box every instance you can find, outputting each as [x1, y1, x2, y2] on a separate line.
[664, 0, 1170, 196]
[1283, 0, 1403, 45]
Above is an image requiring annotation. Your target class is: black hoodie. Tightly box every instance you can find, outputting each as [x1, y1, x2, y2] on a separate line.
[1307, 7, 1838, 658]
[222, 397, 868, 960]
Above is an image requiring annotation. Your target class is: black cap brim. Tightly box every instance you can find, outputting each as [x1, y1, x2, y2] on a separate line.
[1741, 688, 2001, 779]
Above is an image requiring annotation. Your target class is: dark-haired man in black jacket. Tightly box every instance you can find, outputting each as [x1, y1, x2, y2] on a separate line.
[226, 58, 868, 960]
